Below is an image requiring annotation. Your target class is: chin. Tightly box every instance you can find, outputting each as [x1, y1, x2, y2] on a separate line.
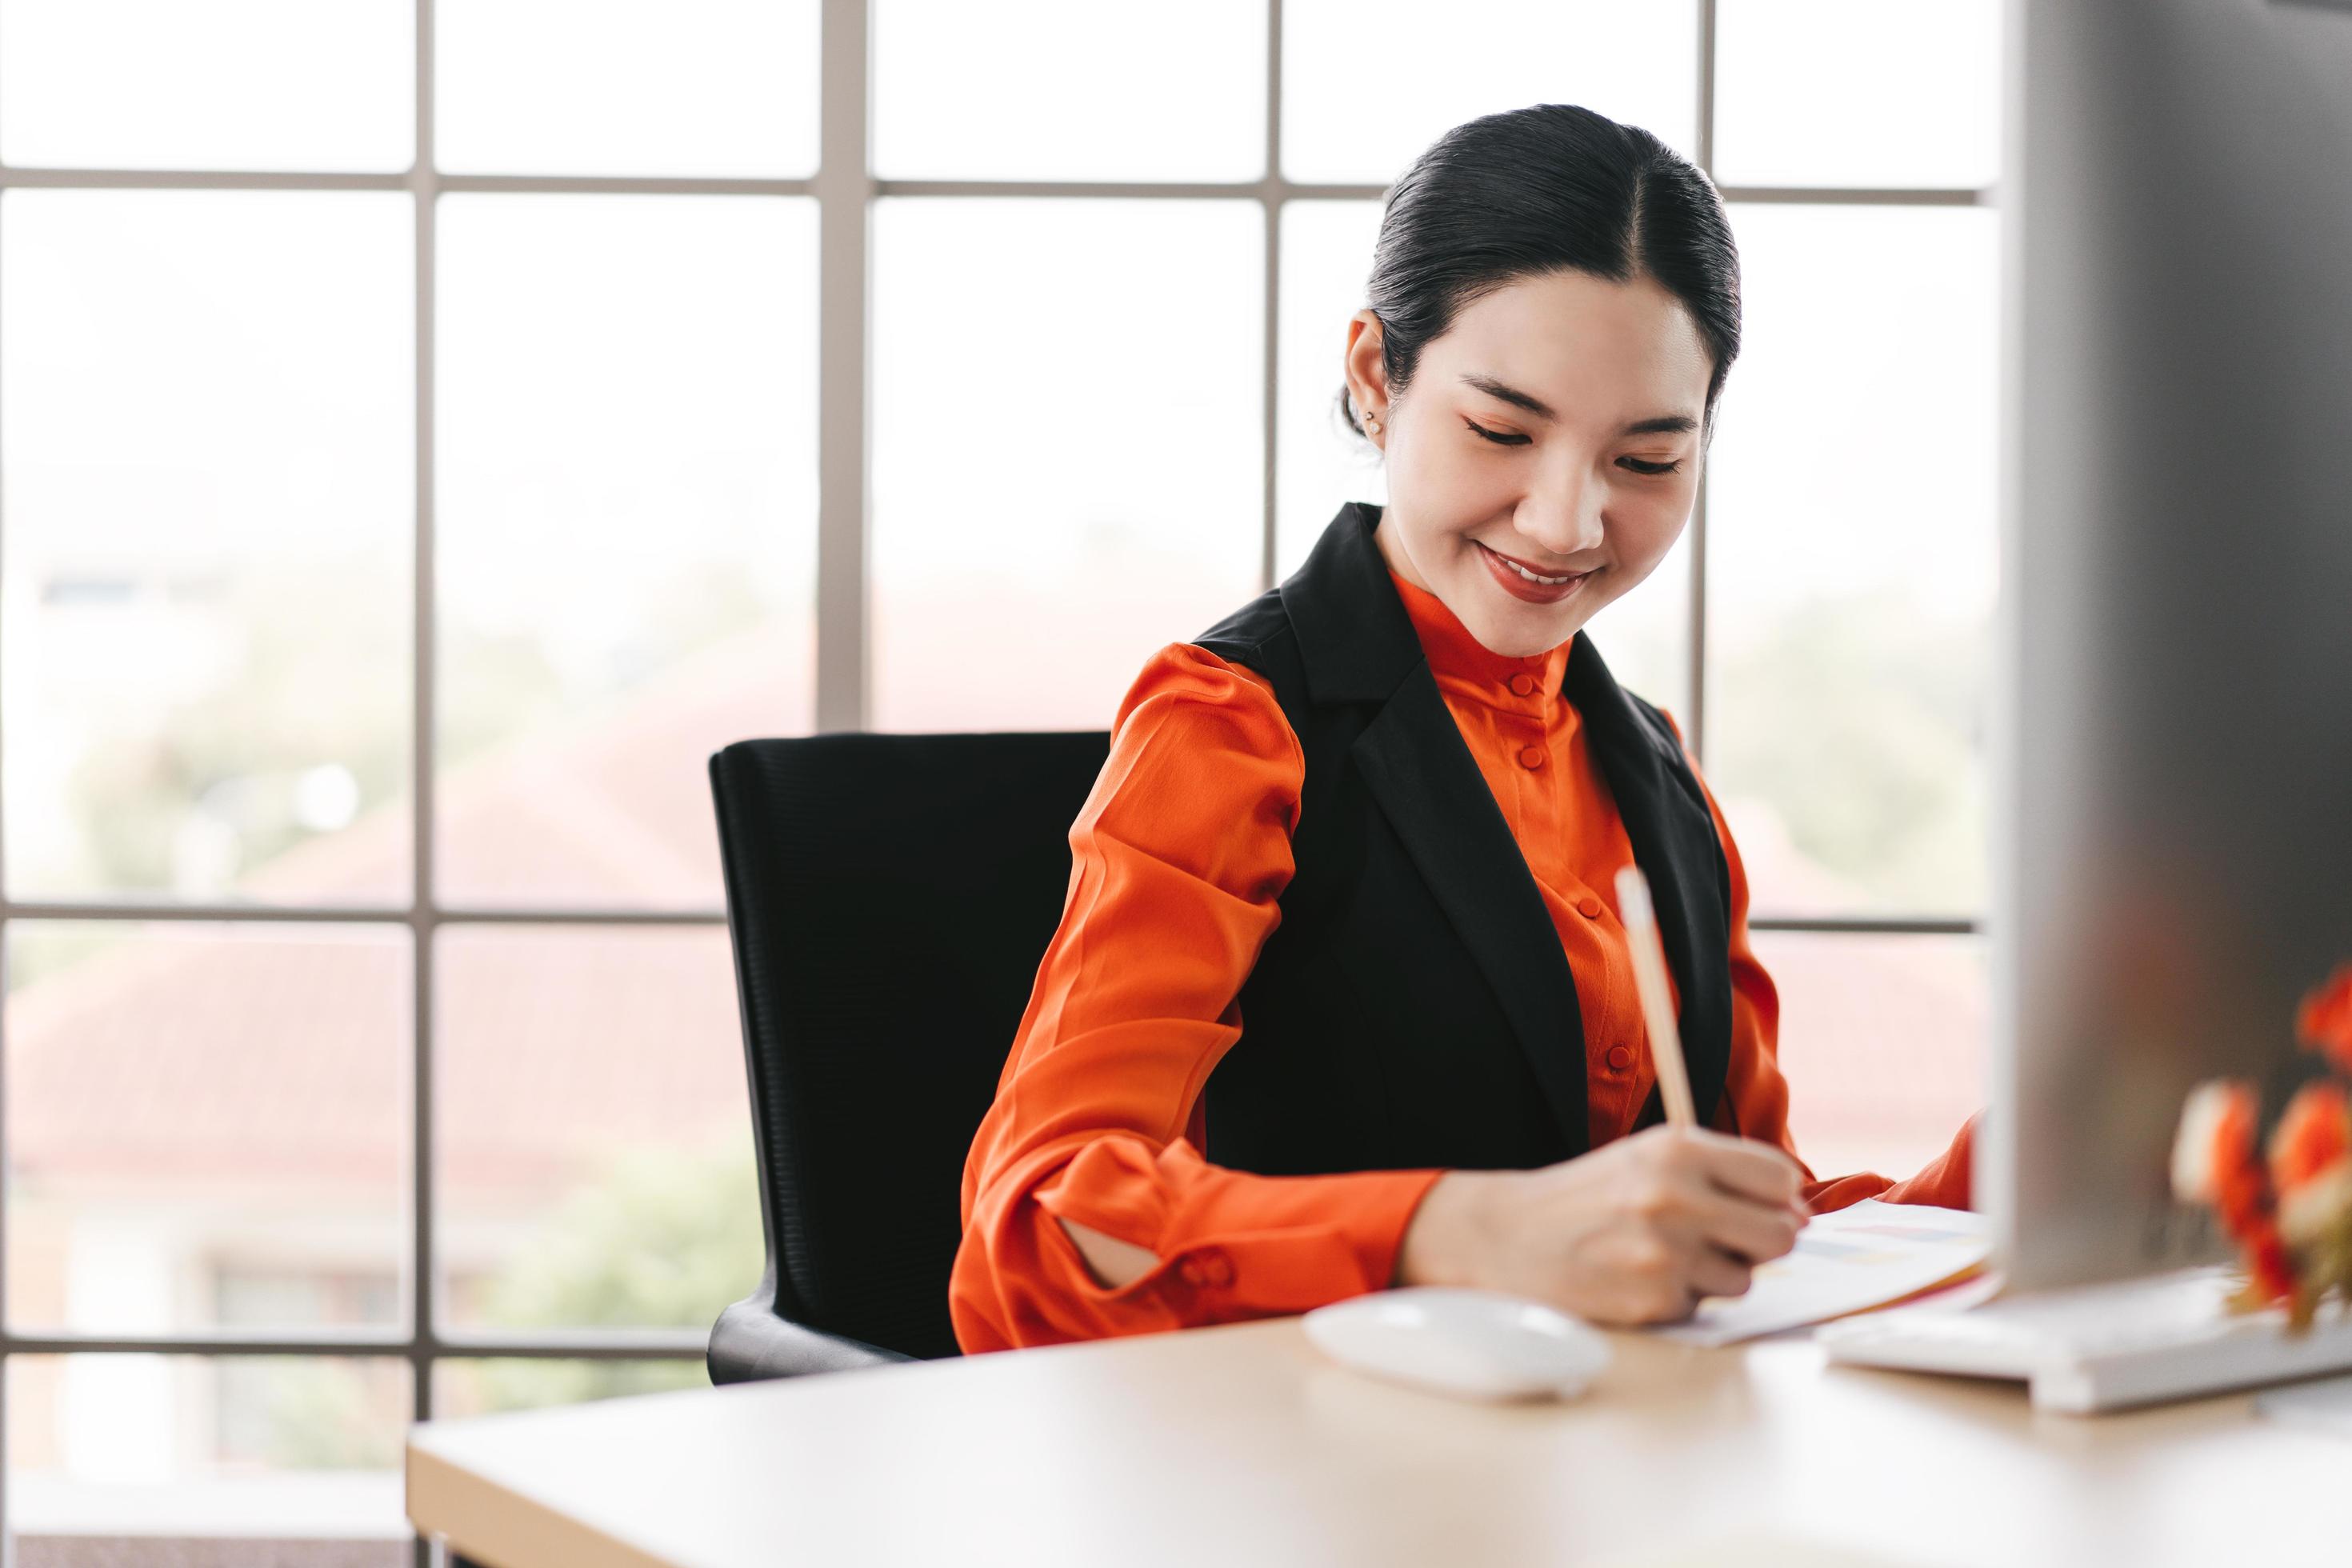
[1459, 590, 1589, 658]
[1439, 575, 1590, 658]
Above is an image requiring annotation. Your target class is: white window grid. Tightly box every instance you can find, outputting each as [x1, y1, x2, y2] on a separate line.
[0, 2, 1990, 1558]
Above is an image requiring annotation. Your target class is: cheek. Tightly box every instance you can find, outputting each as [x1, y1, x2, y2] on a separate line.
[1390, 430, 1522, 519]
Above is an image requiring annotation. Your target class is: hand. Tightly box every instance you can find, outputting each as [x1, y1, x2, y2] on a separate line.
[1394, 1126, 1807, 1325]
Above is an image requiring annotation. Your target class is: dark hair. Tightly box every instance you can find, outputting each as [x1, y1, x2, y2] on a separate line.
[1337, 103, 1741, 444]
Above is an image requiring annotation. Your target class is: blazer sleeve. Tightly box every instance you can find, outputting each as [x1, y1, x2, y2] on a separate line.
[1660, 711, 1979, 1214]
[950, 642, 1446, 1353]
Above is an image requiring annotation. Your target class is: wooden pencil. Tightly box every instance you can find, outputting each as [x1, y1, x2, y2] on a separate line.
[1614, 865, 1699, 1130]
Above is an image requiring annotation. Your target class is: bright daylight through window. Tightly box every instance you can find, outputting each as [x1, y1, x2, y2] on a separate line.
[0, 1, 1998, 1558]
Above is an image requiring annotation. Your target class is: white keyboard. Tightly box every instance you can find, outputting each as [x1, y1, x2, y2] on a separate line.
[1816, 1266, 2352, 1413]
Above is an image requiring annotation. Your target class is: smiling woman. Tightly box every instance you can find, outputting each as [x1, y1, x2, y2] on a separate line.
[951, 104, 1975, 1354]
[1351, 269, 1710, 645]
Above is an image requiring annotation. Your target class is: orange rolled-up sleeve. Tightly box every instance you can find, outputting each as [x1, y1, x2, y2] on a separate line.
[1662, 712, 1979, 1214]
[950, 642, 1446, 1354]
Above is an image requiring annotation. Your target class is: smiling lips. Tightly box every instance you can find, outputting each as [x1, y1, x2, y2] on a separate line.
[1476, 539, 1594, 605]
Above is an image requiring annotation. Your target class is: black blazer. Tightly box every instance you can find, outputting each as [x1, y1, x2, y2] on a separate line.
[1191, 502, 1736, 1178]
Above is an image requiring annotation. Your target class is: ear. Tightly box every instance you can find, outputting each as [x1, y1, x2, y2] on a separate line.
[1342, 309, 1391, 421]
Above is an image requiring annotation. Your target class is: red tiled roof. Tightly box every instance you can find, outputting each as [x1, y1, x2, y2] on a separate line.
[9, 623, 806, 1198]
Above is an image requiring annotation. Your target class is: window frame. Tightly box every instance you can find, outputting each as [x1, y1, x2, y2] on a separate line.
[0, 3, 1991, 1559]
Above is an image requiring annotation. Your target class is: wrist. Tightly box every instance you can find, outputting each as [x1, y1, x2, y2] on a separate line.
[1394, 1169, 1496, 1289]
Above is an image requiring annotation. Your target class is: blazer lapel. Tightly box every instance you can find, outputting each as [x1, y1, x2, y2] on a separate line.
[1350, 664, 1593, 1153]
[1277, 501, 1732, 1146]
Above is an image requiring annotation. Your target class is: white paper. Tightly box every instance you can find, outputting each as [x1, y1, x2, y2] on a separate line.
[1657, 1199, 1992, 1347]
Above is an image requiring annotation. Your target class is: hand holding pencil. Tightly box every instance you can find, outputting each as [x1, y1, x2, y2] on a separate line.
[1390, 862, 1809, 1324]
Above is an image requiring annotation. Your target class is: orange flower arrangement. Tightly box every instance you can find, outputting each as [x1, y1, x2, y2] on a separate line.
[2298, 963, 2352, 1076]
[2173, 966, 2352, 1330]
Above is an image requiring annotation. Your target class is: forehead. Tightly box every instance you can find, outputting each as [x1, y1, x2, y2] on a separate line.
[1421, 269, 1711, 418]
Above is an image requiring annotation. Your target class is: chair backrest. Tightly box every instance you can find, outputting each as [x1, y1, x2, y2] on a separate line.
[709, 730, 1109, 1361]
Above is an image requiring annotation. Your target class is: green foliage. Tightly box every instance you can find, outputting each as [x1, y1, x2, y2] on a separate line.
[470, 1354, 713, 1413]
[470, 1138, 765, 1410]
[1711, 594, 1986, 910]
[68, 556, 410, 891]
[241, 1358, 406, 1471]
[480, 1140, 765, 1330]
[60, 554, 776, 893]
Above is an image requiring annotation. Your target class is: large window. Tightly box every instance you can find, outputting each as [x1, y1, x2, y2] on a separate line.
[0, 2, 1999, 1558]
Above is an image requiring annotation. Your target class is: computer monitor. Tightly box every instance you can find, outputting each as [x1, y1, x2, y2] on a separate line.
[1991, 0, 2352, 1290]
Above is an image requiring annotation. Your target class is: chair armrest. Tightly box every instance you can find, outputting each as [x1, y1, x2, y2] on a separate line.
[707, 1297, 914, 1384]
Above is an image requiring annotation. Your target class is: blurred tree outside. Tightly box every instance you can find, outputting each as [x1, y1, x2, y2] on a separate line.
[242, 1358, 406, 1473]
[468, 1138, 764, 1410]
[1713, 591, 1986, 912]
[60, 556, 409, 897]
[229, 1139, 760, 1466]
[47, 554, 774, 906]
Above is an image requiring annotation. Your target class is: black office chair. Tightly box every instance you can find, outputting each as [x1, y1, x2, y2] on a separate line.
[704, 730, 1110, 1382]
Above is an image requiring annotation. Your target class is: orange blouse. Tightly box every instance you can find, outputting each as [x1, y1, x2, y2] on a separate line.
[951, 564, 1976, 1354]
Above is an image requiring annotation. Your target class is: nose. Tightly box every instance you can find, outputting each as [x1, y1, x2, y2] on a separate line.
[1512, 456, 1609, 561]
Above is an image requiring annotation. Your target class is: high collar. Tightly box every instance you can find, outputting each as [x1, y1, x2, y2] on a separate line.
[1276, 501, 1684, 768]
[1385, 561, 1574, 698]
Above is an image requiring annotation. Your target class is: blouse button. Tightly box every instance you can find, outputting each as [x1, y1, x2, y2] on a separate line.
[1506, 670, 1541, 698]
[1575, 894, 1604, 919]
[1606, 1044, 1634, 1073]
[1182, 1250, 1234, 1288]
[1516, 743, 1546, 770]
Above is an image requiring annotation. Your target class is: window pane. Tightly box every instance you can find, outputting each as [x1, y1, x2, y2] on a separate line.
[8, 1354, 409, 1563]
[436, 195, 817, 910]
[1, 192, 412, 907]
[874, 1, 1265, 180]
[434, 926, 759, 1332]
[0, 0, 411, 172]
[1713, 1, 2001, 190]
[1597, 530, 1693, 729]
[433, 1358, 705, 1418]
[1754, 932, 1986, 1186]
[1282, 0, 1698, 185]
[1703, 206, 1997, 917]
[1276, 198, 1690, 718]
[1276, 200, 1385, 578]
[6, 924, 409, 1335]
[871, 199, 1263, 731]
[437, 0, 818, 177]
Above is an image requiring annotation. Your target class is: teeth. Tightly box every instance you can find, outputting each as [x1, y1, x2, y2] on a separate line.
[1492, 550, 1578, 586]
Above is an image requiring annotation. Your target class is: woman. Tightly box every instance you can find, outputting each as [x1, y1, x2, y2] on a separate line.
[951, 103, 1975, 1354]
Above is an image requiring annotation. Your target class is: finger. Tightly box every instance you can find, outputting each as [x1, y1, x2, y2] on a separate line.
[1686, 1186, 1803, 1265]
[1687, 1244, 1755, 1302]
[1686, 1134, 1803, 1206]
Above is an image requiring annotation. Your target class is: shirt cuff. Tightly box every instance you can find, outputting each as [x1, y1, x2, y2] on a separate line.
[1034, 1136, 1446, 1319]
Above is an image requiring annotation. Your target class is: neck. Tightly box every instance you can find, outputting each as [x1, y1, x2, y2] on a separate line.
[1370, 510, 1436, 595]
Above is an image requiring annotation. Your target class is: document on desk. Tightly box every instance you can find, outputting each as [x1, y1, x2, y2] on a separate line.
[1656, 1199, 1991, 1347]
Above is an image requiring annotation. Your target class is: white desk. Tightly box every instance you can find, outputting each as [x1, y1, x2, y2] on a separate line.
[407, 1318, 2340, 1566]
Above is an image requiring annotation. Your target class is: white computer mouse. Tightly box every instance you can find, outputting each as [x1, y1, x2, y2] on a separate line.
[1302, 1287, 1613, 1402]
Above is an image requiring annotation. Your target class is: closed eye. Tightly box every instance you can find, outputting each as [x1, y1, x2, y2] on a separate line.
[1464, 418, 1529, 446]
[1468, 418, 1683, 476]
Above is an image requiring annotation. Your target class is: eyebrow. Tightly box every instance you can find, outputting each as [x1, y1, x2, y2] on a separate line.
[1459, 373, 1698, 436]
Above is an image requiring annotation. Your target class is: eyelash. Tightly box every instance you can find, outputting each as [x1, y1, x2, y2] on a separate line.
[1463, 418, 1683, 476]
